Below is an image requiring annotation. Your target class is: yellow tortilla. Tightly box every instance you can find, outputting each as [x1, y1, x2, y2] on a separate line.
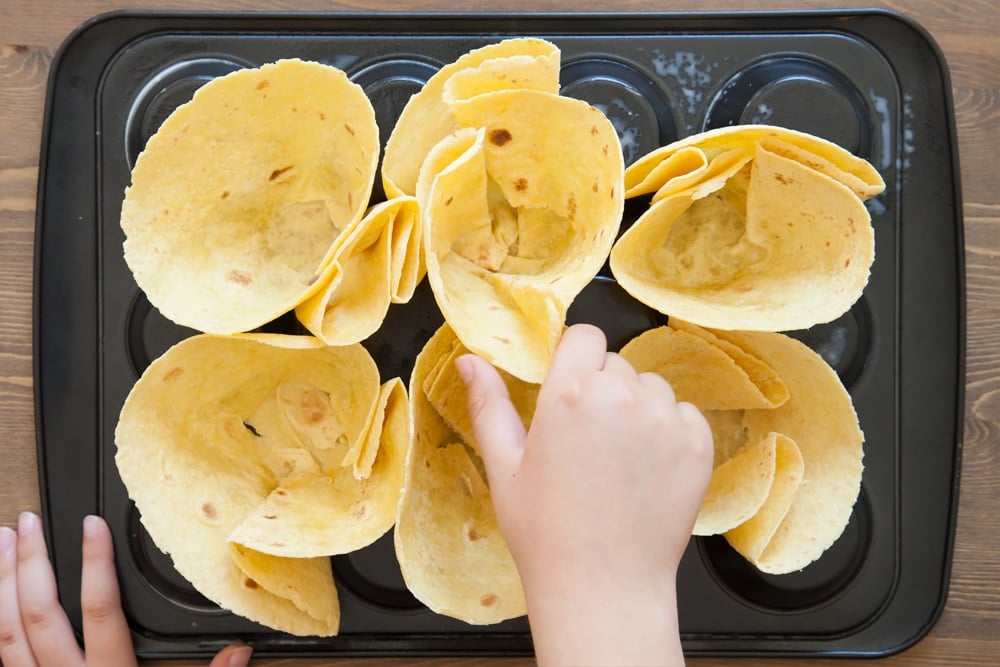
[382, 38, 560, 198]
[611, 125, 885, 331]
[725, 434, 805, 563]
[421, 90, 624, 382]
[295, 196, 422, 345]
[711, 329, 865, 574]
[395, 323, 527, 623]
[694, 433, 783, 536]
[115, 335, 405, 635]
[421, 325, 540, 453]
[121, 59, 379, 335]
[625, 125, 884, 201]
[619, 323, 787, 410]
[621, 323, 861, 574]
[621, 324, 794, 536]
[229, 543, 340, 631]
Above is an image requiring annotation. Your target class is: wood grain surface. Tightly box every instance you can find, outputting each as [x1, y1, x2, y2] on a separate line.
[2, 0, 998, 665]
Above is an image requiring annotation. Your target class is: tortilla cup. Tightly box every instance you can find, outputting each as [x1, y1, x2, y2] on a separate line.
[115, 334, 406, 635]
[121, 59, 379, 335]
[611, 125, 885, 331]
[420, 90, 624, 382]
[395, 323, 533, 623]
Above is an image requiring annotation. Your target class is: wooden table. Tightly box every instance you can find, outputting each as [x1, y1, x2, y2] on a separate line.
[2, 0, 997, 665]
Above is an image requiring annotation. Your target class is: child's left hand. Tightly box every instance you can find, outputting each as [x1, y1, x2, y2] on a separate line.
[0, 512, 251, 667]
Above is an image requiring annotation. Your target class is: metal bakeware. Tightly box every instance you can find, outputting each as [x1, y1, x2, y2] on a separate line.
[34, 9, 964, 659]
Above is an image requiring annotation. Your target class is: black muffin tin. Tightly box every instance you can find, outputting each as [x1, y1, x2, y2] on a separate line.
[34, 10, 963, 659]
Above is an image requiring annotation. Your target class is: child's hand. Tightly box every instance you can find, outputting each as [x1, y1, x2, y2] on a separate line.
[458, 323, 713, 667]
[0, 513, 251, 667]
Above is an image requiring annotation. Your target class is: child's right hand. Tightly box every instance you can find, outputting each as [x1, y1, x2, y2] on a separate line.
[457, 323, 714, 667]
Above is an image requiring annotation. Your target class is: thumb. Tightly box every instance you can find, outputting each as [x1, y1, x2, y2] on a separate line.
[455, 354, 526, 489]
[208, 643, 253, 667]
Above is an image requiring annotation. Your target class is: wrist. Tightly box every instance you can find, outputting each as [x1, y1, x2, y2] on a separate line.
[523, 570, 683, 667]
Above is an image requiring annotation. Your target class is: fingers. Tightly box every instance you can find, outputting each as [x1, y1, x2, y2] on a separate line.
[14, 512, 84, 667]
[208, 642, 253, 667]
[636, 371, 677, 405]
[544, 324, 608, 385]
[0, 525, 37, 667]
[677, 402, 715, 453]
[600, 352, 637, 379]
[79, 516, 136, 667]
[455, 354, 526, 487]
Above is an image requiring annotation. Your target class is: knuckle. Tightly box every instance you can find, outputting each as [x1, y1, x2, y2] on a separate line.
[81, 596, 118, 624]
[22, 606, 54, 631]
[465, 389, 491, 424]
[0, 627, 21, 649]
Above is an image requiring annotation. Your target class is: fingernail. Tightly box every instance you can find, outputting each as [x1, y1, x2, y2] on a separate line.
[455, 355, 475, 384]
[229, 645, 253, 667]
[83, 515, 103, 538]
[18, 512, 38, 535]
[0, 526, 14, 553]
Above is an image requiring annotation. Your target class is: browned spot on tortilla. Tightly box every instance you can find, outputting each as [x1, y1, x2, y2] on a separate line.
[200, 502, 217, 520]
[591, 125, 599, 135]
[445, 196, 454, 206]
[774, 173, 794, 186]
[276, 489, 288, 497]
[270, 541, 285, 548]
[514, 177, 528, 192]
[244, 577, 260, 589]
[220, 190, 230, 199]
[294, 388, 330, 425]
[223, 419, 244, 440]
[467, 527, 482, 541]
[319, 111, 326, 121]
[480, 594, 498, 607]
[227, 269, 252, 286]
[263, 514, 278, 520]
[344, 123, 355, 136]
[489, 128, 513, 146]
[256, 80, 269, 90]
[602, 144, 609, 156]
[493, 336, 511, 345]
[163, 367, 184, 382]
[567, 193, 577, 220]
[592, 180, 599, 193]
[269, 165, 294, 181]
[845, 258, 852, 267]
